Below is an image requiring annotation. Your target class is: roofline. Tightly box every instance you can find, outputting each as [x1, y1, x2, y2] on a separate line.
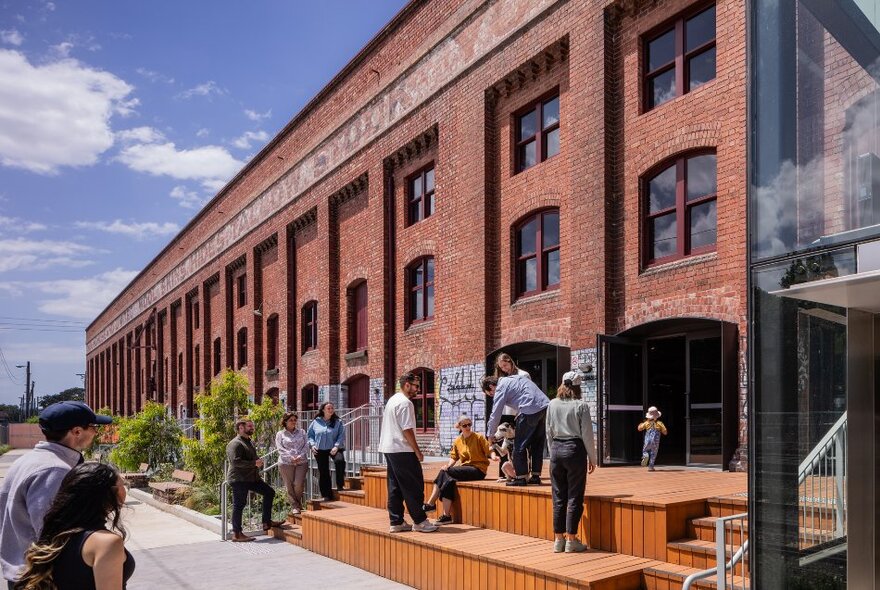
[87, 0, 422, 333]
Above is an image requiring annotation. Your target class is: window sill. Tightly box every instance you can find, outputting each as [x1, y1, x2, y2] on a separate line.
[301, 349, 319, 358]
[641, 251, 717, 276]
[511, 289, 560, 309]
[405, 319, 434, 334]
[345, 349, 367, 361]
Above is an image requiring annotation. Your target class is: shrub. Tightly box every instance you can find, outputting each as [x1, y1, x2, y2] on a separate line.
[182, 370, 251, 487]
[249, 396, 284, 454]
[0, 445, 11, 456]
[109, 402, 183, 471]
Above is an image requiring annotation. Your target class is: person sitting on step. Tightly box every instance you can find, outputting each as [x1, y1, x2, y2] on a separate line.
[422, 415, 493, 524]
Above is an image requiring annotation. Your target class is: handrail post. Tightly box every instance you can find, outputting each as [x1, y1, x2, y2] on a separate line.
[835, 427, 846, 537]
[716, 517, 727, 590]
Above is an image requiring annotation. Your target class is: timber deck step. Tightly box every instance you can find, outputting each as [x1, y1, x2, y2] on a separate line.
[302, 502, 662, 590]
[643, 563, 750, 589]
[268, 523, 303, 546]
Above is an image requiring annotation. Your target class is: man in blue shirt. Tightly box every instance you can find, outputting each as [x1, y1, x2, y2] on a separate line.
[482, 374, 549, 487]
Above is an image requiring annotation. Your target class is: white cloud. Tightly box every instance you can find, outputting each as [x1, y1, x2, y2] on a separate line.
[178, 80, 225, 100]
[231, 130, 269, 150]
[74, 219, 180, 240]
[0, 49, 136, 174]
[33, 268, 140, 320]
[51, 41, 74, 58]
[196, 128, 210, 138]
[244, 108, 271, 122]
[0, 215, 47, 233]
[136, 67, 173, 84]
[115, 126, 164, 144]
[44, 2, 56, 12]
[169, 185, 208, 209]
[0, 238, 95, 272]
[0, 30, 23, 46]
[1, 343, 86, 365]
[116, 140, 242, 191]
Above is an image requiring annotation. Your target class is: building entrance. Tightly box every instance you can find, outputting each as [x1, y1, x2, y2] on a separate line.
[597, 319, 737, 468]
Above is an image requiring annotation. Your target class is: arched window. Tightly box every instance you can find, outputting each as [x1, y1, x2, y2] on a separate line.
[515, 209, 560, 298]
[406, 257, 434, 326]
[213, 337, 221, 376]
[265, 387, 279, 404]
[302, 301, 318, 352]
[237, 327, 248, 369]
[266, 314, 279, 370]
[411, 367, 436, 432]
[643, 151, 717, 264]
[301, 383, 319, 412]
[347, 280, 367, 352]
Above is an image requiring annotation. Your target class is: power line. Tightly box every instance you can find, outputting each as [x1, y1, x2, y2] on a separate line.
[0, 316, 86, 325]
[0, 346, 20, 384]
[0, 327, 84, 333]
[0, 322, 86, 330]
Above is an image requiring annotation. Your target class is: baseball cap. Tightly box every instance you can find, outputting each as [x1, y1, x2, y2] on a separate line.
[561, 370, 582, 386]
[39, 401, 113, 431]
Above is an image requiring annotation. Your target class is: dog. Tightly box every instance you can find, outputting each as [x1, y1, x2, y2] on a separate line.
[490, 422, 517, 481]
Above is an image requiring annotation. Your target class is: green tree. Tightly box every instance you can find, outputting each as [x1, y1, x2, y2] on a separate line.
[0, 404, 21, 422]
[84, 407, 117, 460]
[109, 402, 183, 471]
[249, 395, 284, 453]
[182, 370, 251, 487]
[39, 387, 85, 409]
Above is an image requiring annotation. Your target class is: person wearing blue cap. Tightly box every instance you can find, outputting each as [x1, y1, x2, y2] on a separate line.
[0, 401, 111, 588]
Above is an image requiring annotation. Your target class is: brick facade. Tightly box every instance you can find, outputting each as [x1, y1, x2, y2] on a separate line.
[85, 0, 748, 469]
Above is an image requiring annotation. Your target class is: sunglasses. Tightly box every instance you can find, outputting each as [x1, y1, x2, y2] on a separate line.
[460, 423, 472, 428]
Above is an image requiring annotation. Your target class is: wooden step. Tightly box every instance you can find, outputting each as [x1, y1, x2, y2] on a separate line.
[667, 538, 750, 577]
[302, 502, 662, 590]
[643, 563, 750, 589]
[337, 489, 367, 506]
[345, 476, 363, 490]
[707, 495, 748, 517]
[268, 523, 303, 546]
[691, 516, 749, 544]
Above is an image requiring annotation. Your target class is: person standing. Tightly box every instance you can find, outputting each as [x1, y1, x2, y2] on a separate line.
[275, 412, 308, 516]
[226, 418, 283, 542]
[16, 462, 135, 590]
[377, 372, 438, 533]
[492, 353, 531, 481]
[483, 373, 550, 486]
[307, 402, 346, 501]
[546, 371, 598, 553]
[0, 401, 110, 589]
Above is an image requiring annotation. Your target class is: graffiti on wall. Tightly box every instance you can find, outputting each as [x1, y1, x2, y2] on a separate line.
[436, 363, 486, 454]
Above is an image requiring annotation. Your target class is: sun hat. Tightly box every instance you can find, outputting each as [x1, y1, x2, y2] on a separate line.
[561, 370, 582, 386]
[645, 406, 661, 419]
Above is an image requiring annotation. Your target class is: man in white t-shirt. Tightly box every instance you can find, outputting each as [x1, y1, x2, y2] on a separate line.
[378, 372, 438, 533]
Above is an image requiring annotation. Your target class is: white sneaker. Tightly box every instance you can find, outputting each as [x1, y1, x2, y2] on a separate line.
[412, 520, 439, 533]
[389, 522, 412, 533]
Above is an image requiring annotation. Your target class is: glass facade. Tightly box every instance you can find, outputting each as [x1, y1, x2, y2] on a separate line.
[750, 1, 880, 587]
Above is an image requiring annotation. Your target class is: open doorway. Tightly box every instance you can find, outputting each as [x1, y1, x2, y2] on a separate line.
[485, 341, 570, 398]
[598, 318, 737, 468]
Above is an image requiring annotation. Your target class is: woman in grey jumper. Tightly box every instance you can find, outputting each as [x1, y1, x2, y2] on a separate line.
[546, 371, 598, 553]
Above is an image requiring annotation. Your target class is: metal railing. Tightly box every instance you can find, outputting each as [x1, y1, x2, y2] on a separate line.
[178, 418, 198, 439]
[220, 404, 385, 539]
[797, 412, 847, 551]
[683, 512, 749, 590]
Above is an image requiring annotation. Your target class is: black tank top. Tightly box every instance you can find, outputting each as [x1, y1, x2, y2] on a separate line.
[53, 529, 135, 590]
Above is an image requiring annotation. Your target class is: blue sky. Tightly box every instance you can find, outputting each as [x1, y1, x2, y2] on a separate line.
[0, 0, 406, 406]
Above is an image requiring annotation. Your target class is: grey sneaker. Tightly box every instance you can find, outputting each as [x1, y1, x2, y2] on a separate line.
[565, 538, 589, 553]
[553, 538, 566, 553]
[641, 454, 649, 467]
[389, 522, 412, 533]
[412, 519, 439, 533]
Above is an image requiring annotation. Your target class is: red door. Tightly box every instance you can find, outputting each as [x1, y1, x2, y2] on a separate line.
[345, 374, 370, 449]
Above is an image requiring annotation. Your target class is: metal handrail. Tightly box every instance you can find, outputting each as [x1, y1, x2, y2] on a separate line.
[683, 512, 749, 590]
[798, 412, 847, 483]
[796, 412, 847, 550]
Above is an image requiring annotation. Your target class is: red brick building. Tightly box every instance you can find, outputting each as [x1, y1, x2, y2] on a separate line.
[85, 0, 748, 469]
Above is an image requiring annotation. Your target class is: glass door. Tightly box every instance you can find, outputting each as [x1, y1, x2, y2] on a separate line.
[687, 333, 723, 465]
[598, 335, 644, 464]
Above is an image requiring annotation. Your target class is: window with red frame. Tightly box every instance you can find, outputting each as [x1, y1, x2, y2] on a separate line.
[644, 152, 717, 264]
[301, 384, 320, 411]
[237, 327, 248, 369]
[213, 337, 221, 376]
[514, 94, 560, 173]
[411, 368, 435, 432]
[644, 4, 716, 111]
[407, 165, 435, 225]
[515, 209, 560, 298]
[237, 274, 247, 308]
[266, 314, 279, 370]
[407, 257, 434, 326]
[192, 301, 200, 329]
[348, 281, 367, 352]
[193, 345, 200, 388]
[302, 301, 318, 351]
[177, 352, 183, 385]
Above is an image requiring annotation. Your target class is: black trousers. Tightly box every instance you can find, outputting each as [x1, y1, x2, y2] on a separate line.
[433, 465, 485, 500]
[230, 479, 275, 533]
[315, 449, 346, 498]
[513, 409, 547, 477]
[384, 452, 427, 525]
[550, 438, 587, 535]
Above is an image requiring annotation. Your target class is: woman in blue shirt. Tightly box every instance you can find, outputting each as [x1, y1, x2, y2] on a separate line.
[308, 402, 346, 501]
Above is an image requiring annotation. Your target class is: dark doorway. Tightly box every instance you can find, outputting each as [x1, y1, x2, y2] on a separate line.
[645, 336, 687, 465]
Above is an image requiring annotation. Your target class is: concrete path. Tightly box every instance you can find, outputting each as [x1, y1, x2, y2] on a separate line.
[124, 498, 412, 589]
[0, 449, 28, 480]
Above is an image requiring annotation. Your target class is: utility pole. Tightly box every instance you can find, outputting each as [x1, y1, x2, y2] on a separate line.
[30, 380, 36, 417]
[18, 362, 30, 419]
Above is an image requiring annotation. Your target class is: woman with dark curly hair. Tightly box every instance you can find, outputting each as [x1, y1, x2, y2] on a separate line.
[15, 462, 134, 590]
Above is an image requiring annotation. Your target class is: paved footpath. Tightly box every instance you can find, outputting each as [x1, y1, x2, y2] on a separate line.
[0, 449, 411, 590]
